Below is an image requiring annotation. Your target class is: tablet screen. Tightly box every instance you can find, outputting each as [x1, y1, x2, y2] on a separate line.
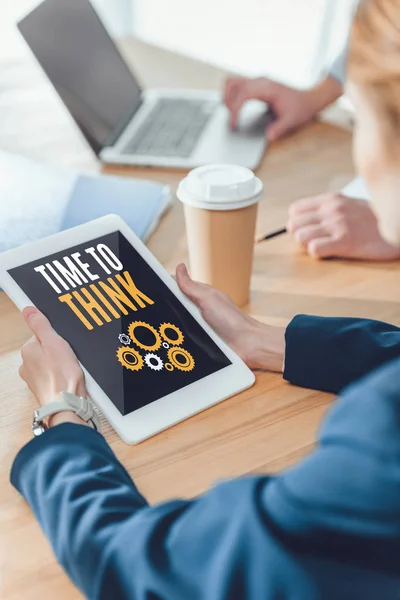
[8, 232, 231, 415]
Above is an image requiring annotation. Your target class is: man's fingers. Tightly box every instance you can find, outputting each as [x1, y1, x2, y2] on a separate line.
[229, 92, 248, 128]
[223, 77, 244, 109]
[228, 79, 271, 129]
[287, 212, 320, 234]
[266, 117, 292, 142]
[308, 236, 343, 259]
[23, 307, 54, 344]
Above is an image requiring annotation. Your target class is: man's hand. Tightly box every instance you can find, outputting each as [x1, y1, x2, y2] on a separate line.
[287, 193, 400, 260]
[176, 264, 285, 372]
[223, 75, 342, 141]
[20, 307, 88, 427]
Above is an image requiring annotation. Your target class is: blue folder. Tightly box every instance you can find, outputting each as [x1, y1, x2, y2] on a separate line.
[61, 173, 171, 239]
[0, 151, 171, 254]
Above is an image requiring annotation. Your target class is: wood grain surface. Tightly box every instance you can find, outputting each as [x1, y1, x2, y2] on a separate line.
[0, 37, 377, 600]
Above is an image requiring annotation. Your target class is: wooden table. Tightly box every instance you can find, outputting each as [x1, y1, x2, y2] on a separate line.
[2, 37, 392, 600]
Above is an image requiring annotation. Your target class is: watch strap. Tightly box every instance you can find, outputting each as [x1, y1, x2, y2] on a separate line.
[34, 392, 101, 432]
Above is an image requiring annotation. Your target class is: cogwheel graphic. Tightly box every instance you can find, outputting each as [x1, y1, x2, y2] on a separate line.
[118, 333, 131, 345]
[167, 347, 195, 372]
[159, 323, 184, 346]
[164, 362, 174, 371]
[116, 346, 144, 371]
[162, 341, 170, 349]
[128, 321, 162, 351]
[144, 353, 164, 371]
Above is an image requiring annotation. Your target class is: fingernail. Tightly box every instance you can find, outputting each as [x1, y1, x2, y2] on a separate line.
[308, 242, 318, 258]
[178, 263, 187, 276]
[23, 306, 36, 319]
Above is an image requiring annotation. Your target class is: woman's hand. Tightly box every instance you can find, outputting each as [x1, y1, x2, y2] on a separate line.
[20, 307, 88, 427]
[176, 264, 285, 372]
[287, 193, 400, 260]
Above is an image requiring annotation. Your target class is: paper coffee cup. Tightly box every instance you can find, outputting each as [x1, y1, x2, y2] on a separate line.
[177, 164, 263, 306]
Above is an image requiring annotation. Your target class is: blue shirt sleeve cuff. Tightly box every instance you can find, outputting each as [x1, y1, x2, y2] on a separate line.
[283, 314, 340, 393]
[10, 423, 111, 491]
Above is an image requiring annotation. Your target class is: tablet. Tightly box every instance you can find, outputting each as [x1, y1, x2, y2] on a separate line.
[0, 215, 255, 443]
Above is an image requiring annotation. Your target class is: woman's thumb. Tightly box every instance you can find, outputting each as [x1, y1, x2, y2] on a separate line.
[175, 264, 204, 304]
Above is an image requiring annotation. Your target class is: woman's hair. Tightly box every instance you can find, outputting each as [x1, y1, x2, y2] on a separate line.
[349, 0, 400, 143]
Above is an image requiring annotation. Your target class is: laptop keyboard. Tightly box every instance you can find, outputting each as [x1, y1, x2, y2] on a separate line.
[123, 98, 215, 158]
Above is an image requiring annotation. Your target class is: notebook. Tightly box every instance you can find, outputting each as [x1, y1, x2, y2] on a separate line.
[0, 151, 172, 253]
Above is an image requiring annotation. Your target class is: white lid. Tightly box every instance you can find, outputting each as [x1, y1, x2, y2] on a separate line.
[177, 164, 263, 210]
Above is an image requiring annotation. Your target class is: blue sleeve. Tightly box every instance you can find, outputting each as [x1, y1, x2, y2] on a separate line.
[11, 425, 311, 600]
[283, 315, 400, 393]
[10, 358, 400, 599]
[268, 356, 400, 578]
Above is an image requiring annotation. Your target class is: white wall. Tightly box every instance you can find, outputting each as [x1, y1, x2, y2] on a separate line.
[89, 0, 132, 36]
[132, 0, 358, 87]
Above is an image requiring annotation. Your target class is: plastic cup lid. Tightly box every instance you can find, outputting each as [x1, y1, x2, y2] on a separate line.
[177, 164, 263, 210]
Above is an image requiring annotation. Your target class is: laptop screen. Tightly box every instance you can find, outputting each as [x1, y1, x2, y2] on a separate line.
[18, 0, 142, 155]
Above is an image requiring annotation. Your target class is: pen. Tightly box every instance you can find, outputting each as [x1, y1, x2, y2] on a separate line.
[255, 227, 287, 243]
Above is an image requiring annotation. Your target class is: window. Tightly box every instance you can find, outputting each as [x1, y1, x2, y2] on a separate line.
[132, 0, 359, 87]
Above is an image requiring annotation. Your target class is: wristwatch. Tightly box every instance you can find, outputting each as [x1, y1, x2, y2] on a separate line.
[32, 392, 101, 436]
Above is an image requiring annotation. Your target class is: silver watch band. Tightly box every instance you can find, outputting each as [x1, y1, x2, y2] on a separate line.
[32, 392, 101, 436]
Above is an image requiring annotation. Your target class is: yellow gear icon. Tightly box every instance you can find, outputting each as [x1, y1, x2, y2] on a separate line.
[167, 347, 195, 372]
[128, 321, 162, 351]
[164, 362, 174, 371]
[116, 346, 144, 371]
[159, 322, 184, 346]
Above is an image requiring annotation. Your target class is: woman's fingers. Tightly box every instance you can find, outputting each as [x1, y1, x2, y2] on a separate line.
[289, 219, 343, 257]
[18, 363, 27, 382]
[294, 224, 329, 246]
[287, 212, 320, 233]
[175, 264, 209, 305]
[23, 307, 54, 345]
[308, 236, 343, 258]
[289, 194, 331, 216]
[175, 263, 199, 301]
[21, 335, 40, 359]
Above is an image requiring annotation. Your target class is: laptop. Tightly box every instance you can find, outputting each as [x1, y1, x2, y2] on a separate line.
[18, 0, 269, 170]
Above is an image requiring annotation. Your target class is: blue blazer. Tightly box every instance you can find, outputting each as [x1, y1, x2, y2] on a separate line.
[10, 315, 400, 599]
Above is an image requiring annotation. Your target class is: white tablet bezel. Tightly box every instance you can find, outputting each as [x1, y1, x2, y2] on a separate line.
[0, 215, 255, 444]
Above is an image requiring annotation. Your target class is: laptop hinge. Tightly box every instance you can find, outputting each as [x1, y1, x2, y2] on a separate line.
[102, 96, 144, 151]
